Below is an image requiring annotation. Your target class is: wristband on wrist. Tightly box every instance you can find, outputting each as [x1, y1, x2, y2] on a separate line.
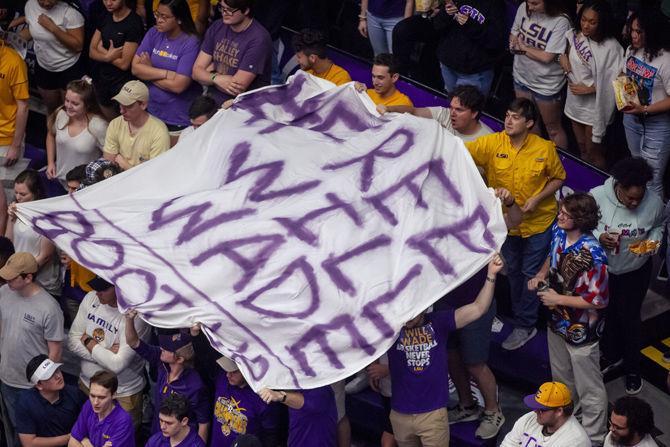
[358, 14, 367, 19]
[210, 72, 218, 82]
[280, 391, 287, 403]
[486, 276, 496, 283]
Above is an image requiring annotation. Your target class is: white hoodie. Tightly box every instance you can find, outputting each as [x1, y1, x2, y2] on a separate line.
[590, 177, 664, 275]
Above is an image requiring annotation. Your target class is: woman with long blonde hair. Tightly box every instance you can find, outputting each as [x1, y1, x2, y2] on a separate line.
[46, 78, 108, 192]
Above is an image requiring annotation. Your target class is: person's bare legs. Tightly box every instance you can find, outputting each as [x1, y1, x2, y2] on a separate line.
[584, 125, 606, 169]
[536, 98, 568, 149]
[467, 363, 498, 412]
[337, 415, 351, 447]
[571, 120, 588, 162]
[448, 349, 476, 407]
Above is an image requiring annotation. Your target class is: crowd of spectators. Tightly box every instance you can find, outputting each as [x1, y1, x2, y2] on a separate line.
[0, 0, 670, 446]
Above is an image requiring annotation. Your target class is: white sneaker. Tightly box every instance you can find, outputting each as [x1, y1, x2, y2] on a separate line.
[448, 404, 482, 424]
[501, 327, 537, 350]
[476, 409, 505, 439]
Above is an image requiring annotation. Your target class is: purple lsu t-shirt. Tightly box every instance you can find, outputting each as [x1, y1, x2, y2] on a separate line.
[388, 309, 456, 414]
[146, 425, 205, 447]
[210, 373, 274, 447]
[70, 400, 135, 447]
[136, 27, 201, 126]
[288, 386, 337, 447]
[200, 19, 272, 105]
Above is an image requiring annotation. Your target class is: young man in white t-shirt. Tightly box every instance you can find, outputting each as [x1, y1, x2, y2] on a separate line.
[500, 381, 591, 447]
[377, 84, 493, 142]
[604, 396, 658, 447]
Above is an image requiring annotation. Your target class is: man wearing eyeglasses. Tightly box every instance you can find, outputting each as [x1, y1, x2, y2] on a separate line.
[192, 0, 272, 105]
[501, 381, 590, 447]
[605, 396, 658, 447]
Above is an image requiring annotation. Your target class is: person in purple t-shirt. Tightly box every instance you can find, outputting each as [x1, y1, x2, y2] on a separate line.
[146, 393, 205, 447]
[125, 310, 210, 442]
[211, 356, 279, 447]
[132, 0, 201, 140]
[259, 385, 337, 447]
[386, 253, 503, 446]
[191, 0, 272, 105]
[68, 370, 135, 447]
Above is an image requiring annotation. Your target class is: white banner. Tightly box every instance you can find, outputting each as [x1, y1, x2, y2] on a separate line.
[17, 72, 507, 390]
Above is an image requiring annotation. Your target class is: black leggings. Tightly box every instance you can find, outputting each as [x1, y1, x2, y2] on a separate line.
[600, 258, 653, 375]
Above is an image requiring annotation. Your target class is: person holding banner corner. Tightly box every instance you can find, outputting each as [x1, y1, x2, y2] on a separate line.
[384, 253, 503, 447]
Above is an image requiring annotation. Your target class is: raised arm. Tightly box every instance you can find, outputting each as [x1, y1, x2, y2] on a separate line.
[454, 254, 503, 328]
[258, 388, 305, 410]
[123, 309, 140, 349]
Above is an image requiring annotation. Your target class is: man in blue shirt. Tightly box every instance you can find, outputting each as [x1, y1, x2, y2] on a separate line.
[15, 354, 85, 447]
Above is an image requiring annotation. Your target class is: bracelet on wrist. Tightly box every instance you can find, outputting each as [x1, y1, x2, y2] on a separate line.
[280, 391, 287, 403]
[505, 200, 515, 208]
[358, 14, 367, 19]
[210, 72, 218, 82]
[486, 276, 496, 283]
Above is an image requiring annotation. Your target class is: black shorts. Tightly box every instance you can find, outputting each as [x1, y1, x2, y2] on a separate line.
[35, 57, 86, 90]
[94, 77, 132, 107]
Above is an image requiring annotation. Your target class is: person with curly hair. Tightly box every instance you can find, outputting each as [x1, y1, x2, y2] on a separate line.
[528, 192, 609, 446]
[605, 396, 658, 447]
[592, 157, 664, 395]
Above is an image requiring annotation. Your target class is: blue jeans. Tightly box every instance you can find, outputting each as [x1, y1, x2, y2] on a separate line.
[367, 11, 403, 55]
[623, 113, 670, 197]
[440, 63, 495, 96]
[501, 225, 553, 328]
[1, 383, 24, 446]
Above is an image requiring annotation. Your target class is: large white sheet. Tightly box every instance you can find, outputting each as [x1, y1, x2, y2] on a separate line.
[17, 72, 507, 390]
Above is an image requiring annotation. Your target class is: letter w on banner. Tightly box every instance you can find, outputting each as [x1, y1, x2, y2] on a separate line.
[17, 71, 507, 391]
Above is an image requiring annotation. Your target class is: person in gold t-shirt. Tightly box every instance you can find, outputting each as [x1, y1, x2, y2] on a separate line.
[355, 53, 413, 108]
[0, 41, 29, 167]
[294, 29, 352, 86]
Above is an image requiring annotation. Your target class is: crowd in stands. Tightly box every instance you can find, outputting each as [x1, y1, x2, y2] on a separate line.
[1, 0, 670, 446]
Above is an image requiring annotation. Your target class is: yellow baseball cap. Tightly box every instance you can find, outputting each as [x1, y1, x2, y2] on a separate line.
[524, 382, 572, 410]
